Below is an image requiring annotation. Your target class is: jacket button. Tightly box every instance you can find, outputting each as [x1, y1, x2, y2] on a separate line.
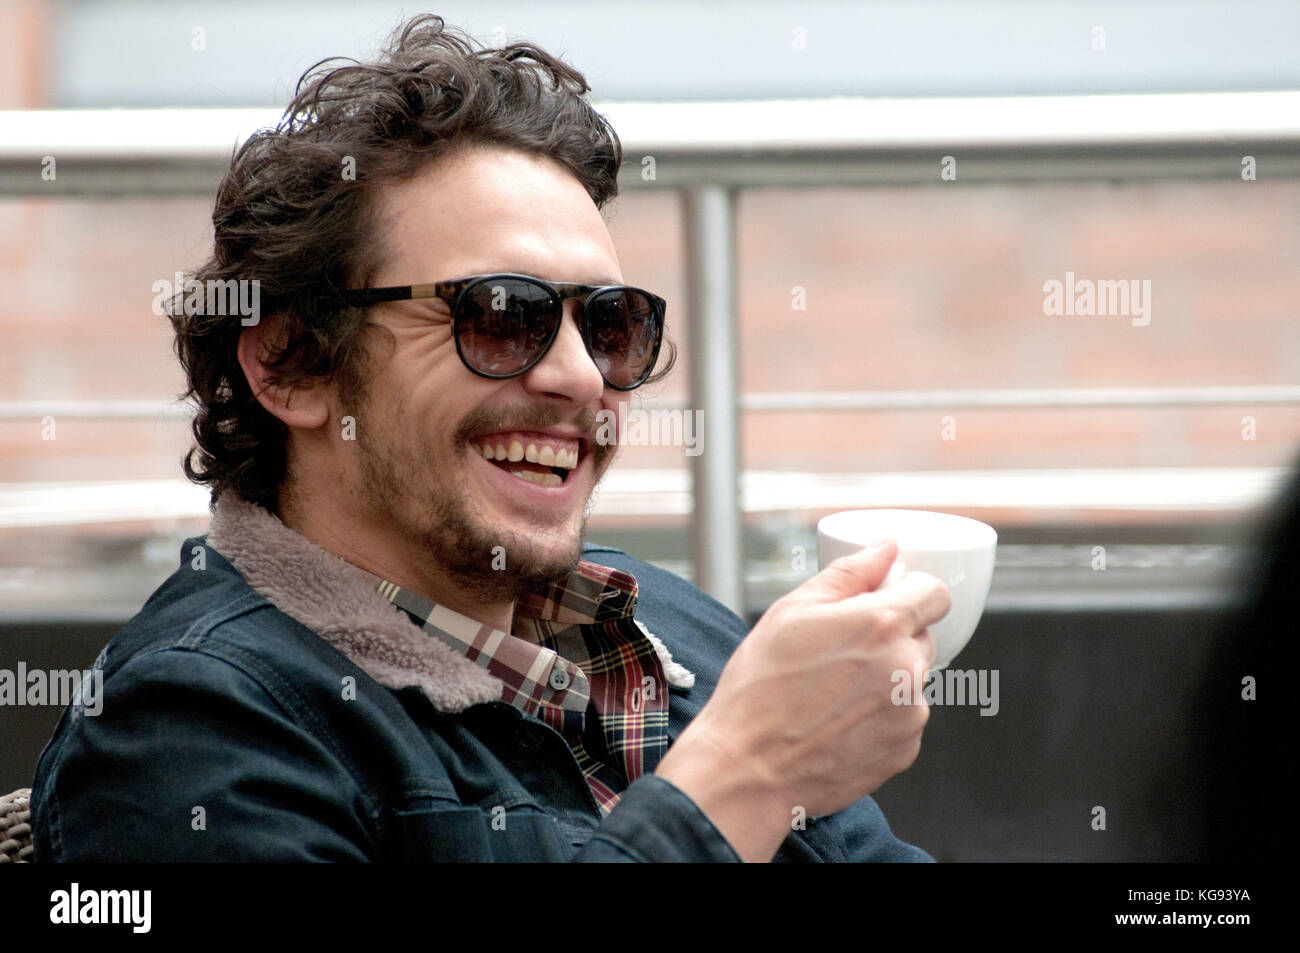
[548, 666, 571, 691]
[515, 728, 543, 751]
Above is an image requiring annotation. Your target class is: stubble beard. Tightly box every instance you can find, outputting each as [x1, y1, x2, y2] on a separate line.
[355, 401, 612, 603]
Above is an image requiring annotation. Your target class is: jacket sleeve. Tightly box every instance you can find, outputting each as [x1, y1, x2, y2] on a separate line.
[33, 647, 376, 862]
[575, 775, 742, 862]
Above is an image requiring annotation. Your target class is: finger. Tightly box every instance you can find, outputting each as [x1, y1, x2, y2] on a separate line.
[894, 629, 936, 682]
[802, 538, 899, 601]
[889, 570, 952, 631]
[846, 569, 951, 632]
[913, 627, 937, 670]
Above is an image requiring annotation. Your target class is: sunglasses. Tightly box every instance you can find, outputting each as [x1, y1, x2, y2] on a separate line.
[338, 273, 666, 391]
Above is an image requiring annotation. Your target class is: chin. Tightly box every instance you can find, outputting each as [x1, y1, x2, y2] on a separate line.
[442, 508, 585, 594]
[512, 530, 585, 579]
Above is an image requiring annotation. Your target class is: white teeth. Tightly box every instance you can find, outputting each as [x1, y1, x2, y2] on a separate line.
[507, 469, 563, 487]
[479, 439, 579, 470]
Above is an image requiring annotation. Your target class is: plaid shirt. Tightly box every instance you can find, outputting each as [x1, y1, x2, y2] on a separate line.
[361, 560, 669, 815]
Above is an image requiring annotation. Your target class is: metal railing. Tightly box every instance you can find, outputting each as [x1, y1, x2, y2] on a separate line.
[3, 92, 1300, 612]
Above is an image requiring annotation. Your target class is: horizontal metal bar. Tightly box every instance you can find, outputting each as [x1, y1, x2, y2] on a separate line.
[0, 468, 1287, 528]
[0, 400, 196, 420]
[0, 577, 1246, 627]
[603, 93, 1300, 152]
[4, 386, 1297, 421]
[2, 92, 1298, 195]
[736, 386, 1300, 412]
[627, 149, 1300, 188]
[749, 581, 1242, 618]
[0, 107, 279, 160]
[9, 148, 1295, 196]
[976, 587, 1240, 614]
[5, 93, 1296, 159]
[580, 467, 1291, 516]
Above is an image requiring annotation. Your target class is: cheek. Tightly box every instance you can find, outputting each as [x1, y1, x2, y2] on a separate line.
[589, 394, 623, 462]
[599, 392, 624, 425]
[399, 354, 487, 421]
[389, 323, 460, 380]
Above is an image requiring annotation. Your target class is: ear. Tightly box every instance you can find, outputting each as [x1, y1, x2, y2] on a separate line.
[236, 312, 330, 429]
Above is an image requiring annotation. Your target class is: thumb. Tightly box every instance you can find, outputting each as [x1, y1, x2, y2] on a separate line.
[804, 538, 899, 601]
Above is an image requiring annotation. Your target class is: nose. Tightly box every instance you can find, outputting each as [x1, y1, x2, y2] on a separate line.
[520, 299, 606, 404]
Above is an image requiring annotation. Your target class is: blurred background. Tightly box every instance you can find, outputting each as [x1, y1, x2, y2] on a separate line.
[2, 0, 1296, 860]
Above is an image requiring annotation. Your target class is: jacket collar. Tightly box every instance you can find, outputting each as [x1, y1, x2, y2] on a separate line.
[204, 493, 692, 714]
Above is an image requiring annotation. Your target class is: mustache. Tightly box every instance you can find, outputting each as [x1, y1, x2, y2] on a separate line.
[455, 405, 601, 446]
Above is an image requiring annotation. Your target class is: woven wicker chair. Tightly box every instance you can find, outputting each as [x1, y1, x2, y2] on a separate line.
[0, 788, 34, 863]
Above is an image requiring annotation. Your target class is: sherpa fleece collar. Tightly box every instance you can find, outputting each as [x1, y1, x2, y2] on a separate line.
[204, 493, 693, 714]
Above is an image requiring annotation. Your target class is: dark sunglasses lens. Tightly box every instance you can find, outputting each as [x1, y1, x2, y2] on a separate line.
[585, 289, 661, 388]
[456, 279, 558, 376]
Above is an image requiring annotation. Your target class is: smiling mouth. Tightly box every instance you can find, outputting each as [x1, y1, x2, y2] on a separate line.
[474, 434, 581, 488]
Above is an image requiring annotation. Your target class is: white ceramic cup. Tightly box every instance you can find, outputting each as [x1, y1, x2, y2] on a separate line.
[817, 509, 997, 670]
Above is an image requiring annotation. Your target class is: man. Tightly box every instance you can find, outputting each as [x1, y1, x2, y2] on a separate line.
[32, 14, 947, 862]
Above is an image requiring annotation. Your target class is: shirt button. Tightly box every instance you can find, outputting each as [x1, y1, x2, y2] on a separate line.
[548, 666, 571, 691]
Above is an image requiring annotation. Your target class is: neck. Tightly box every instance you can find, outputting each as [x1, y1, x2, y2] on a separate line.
[276, 483, 517, 634]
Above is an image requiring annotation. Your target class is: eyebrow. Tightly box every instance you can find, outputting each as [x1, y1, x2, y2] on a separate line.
[480, 269, 624, 286]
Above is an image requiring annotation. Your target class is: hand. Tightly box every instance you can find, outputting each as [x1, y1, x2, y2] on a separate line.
[656, 539, 950, 861]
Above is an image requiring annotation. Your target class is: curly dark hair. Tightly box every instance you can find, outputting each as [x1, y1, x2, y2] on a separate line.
[170, 13, 675, 514]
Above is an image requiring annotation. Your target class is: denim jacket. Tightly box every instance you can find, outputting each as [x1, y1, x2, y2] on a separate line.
[32, 494, 931, 862]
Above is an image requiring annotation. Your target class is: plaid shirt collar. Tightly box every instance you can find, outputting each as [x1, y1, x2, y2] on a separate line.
[356, 558, 672, 814]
